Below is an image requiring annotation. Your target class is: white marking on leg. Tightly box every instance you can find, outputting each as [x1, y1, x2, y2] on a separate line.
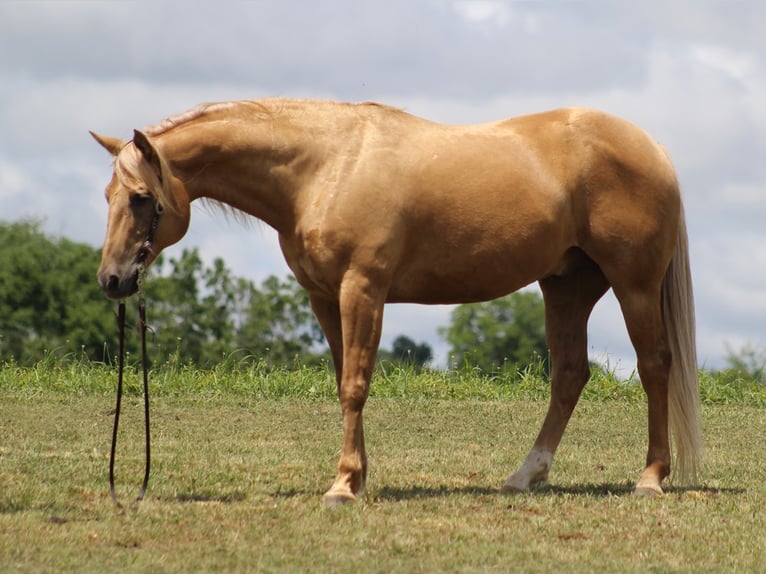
[501, 448, 553, 493]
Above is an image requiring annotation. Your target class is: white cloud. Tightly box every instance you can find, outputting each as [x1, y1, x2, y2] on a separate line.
[690, 44, 758, 84]
[452, 1, 513, 27]
[0, 160, 29, 201]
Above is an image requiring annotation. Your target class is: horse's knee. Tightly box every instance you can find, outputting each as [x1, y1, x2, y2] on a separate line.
[338, 377, 369, 411]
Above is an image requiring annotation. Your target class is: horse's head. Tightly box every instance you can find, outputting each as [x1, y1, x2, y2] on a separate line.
[91, 129, 191, 299]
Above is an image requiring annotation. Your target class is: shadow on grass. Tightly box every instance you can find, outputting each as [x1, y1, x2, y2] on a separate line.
[173, 491, 248, 504]
[374, 485, 502, 501]
[147, 482, 745, 505]
[271, 487, 325, 499]
[373, 482, 745, 501]
[541, 483, 746, 497]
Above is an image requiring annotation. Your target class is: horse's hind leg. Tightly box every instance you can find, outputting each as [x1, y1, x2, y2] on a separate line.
[502, 257, 608, 493]
[616, 288, 672, 496]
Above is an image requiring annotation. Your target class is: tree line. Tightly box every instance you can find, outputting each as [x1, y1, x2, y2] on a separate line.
[5, 220, 766, 383]
[0, 220, 551, 371]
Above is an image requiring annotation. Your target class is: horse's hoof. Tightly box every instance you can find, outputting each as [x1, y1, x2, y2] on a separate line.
[500, 470, 548, 494]
[633, 485, 664, 497]
[323, 491, 357, 507]
[635, 469, 665, 497]
[500, 482, 529, 494]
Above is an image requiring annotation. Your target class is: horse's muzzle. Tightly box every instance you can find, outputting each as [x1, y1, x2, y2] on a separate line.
[98, 269, 139, 300]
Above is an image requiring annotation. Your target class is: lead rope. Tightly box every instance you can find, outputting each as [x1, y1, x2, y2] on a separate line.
[109, 263, 151, 507]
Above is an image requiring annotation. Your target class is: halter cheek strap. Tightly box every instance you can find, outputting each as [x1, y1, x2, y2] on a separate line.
[137, 200, 164, 265]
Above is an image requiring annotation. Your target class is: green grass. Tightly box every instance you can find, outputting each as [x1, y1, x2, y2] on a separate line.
[2, 355, 764, 405]
[1, 360, 765, 572]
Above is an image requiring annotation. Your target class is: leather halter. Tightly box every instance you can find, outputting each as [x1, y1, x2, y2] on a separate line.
[137, 199, 164, 266]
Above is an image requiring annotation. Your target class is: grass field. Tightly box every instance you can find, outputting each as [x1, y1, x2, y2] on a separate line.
[1, 361, 765, 572]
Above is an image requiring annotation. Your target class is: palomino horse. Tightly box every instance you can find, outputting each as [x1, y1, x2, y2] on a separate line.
[92, 98, 702, 504]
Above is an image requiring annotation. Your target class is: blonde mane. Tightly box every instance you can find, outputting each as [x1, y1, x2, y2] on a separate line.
[144, 98, 404, 137]
[144, 101, 243, 136]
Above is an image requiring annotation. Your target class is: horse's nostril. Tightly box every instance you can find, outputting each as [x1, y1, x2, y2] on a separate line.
[106, 275, 120, 293]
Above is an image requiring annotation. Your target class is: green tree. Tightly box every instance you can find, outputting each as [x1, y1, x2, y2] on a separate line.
[121, 250, 327, 368]
[236, 275, 325, 366]
[378, 335, 433, 368]
[143, 249, 245, 366]
[721, 342, 766, 384]
[0, 220, 115, 364]
[439, 291, 547, 373]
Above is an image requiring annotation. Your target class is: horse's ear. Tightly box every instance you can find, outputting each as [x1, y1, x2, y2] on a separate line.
[90, 131, 125, 157]
[132, 130, 164, 184]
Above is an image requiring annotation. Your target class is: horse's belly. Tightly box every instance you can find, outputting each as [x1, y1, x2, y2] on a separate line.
[386, 249, 558, 305]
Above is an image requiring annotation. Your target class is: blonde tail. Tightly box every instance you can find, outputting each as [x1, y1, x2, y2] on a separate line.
[662, 207, 703, 484]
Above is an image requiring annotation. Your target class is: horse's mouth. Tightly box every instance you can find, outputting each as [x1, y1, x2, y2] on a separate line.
[99, 269, 139, 300]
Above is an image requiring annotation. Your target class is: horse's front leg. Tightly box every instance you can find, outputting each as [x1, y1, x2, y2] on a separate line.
[309, 294, 344, 393]
[323, 271, 385, 506]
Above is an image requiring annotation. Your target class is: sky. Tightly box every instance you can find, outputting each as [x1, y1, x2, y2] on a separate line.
[1, 1, 764, 373]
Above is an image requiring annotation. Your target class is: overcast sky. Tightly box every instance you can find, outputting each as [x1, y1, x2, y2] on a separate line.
[1, 1, 764, 372]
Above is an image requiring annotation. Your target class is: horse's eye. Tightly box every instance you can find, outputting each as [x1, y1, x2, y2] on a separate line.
[129, 193, 152, 207]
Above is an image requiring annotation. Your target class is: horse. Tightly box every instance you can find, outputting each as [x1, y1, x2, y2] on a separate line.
[91, 98, 702, 505]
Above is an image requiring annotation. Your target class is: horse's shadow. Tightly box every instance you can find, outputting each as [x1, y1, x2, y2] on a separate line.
[166, 482, 744, 504]
[173, 491, 248, 504]
[371, 482, 744, 502]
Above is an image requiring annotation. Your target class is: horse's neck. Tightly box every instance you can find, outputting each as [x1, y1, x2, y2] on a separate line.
[159, 104, 349, 233]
